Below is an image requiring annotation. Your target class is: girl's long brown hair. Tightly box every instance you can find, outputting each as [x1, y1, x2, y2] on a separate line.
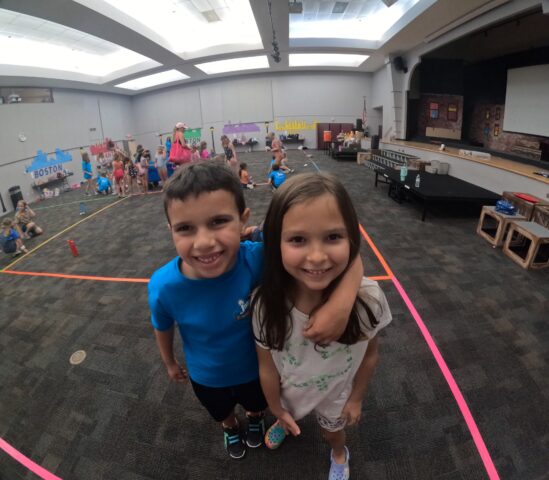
[252, 173, 379, 351]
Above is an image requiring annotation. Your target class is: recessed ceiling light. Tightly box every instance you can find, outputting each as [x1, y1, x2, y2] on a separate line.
[332, 2, 348, 14]
[202, 10, 220, 23]
[115, 70, 189, 90]
[195, 56, 269, 75]
[289, 53, 368, 67]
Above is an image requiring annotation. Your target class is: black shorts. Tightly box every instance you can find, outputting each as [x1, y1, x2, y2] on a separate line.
[190, 378, 267, 422]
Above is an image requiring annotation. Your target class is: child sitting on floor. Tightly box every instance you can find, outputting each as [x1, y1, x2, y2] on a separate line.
[96, 172, 112, 195]
[1, 218, 29, 257]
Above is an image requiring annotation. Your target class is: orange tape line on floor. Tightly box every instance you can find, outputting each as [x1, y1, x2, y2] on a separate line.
[359, 224, 394, 278]
[2, 269, 149, 283]
[1, 269, 390, 284]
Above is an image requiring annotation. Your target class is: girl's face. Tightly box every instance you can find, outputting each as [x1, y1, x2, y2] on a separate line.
[280, 193, 350, 297]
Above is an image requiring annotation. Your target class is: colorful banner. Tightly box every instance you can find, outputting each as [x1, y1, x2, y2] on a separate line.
[184, 128, 202, 140]
[274, 120, 317, 132]
[223, 123, 260, 134]
[26, 149, 72, 179]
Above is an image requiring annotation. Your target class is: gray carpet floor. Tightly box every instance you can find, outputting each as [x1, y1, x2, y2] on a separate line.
[0, 150, 547, 480]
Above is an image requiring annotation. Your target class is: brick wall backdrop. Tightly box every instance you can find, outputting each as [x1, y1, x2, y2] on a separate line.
[418, 94, 463, 135]
[469, 103, 549, 160]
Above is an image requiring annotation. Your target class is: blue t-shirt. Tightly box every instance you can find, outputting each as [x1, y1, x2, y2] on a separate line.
[97, 176, 111, 191]
[148, 241, 264, 387]
[82, 161, 93, 179]
[269, 170, 286, 188]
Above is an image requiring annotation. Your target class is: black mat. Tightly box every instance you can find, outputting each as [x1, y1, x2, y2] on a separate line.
[0, 150, 548, 480]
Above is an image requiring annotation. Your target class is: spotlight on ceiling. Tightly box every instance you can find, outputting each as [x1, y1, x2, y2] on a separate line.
[271, 53, 281, 63]
[381, 0, 398, 6]
[289, 1, 303, 14]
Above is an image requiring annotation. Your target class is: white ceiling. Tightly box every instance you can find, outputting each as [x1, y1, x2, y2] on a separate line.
[0, 0, 540, 95]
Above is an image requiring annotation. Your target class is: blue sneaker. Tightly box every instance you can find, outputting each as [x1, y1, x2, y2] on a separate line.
[223, 424, 246, 459]
[329, 446, 350, 480]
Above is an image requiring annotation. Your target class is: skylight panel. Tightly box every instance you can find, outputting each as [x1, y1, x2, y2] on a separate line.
[115, 70, 189, 90]
[195, 55, 269, 75]
[0, 36, 152, 76]
[289, 53, 368, 67]
[94, 0, 263, 58]
[0, 8, 155, 77]
[290, 0, 420, 41]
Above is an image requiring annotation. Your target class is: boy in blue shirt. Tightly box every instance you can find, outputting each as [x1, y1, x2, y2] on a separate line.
[96, 173, 112, 195]
[268, 163, 286, 189]
[148, 161, 362, 460]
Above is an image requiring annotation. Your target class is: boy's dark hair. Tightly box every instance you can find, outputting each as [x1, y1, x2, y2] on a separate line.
[272, 163, 280, 171]
[252, 172, 379, 351]
[163, 160, 246, 223]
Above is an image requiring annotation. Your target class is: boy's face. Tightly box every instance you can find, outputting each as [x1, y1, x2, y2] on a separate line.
[167, 190, 249, 279]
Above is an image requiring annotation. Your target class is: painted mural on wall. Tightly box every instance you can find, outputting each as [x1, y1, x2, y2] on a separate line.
[184, 128, 202, 140]
[274, 119, 318, 132]
[418, 94, 463, 135]
[223, 123, 260, 135]
[26, 149, 72, 179]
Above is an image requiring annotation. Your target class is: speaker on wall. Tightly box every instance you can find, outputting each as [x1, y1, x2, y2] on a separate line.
[393, 56, 408, 73]
[356, 118, 363, 131]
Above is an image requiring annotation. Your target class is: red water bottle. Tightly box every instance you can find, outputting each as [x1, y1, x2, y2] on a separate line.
[68, 239, 78, 257]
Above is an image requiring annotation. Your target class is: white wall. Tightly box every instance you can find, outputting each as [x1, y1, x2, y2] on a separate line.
[370, 64, 393, 138]
[0, 89, 132, 212]
[131, 72, 373, 153]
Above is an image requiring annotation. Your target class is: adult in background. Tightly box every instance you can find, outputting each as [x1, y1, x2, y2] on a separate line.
[169, 122, 192, 166]
[14, 200, 43, 239]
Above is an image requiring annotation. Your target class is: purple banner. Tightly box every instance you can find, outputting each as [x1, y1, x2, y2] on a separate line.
[223, 123, 260, 134]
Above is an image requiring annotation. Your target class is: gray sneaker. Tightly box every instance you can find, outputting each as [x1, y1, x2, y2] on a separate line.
[246, 413, 265, 448]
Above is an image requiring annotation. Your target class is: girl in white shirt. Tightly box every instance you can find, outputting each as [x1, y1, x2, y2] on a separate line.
[252, 173, 392, 480]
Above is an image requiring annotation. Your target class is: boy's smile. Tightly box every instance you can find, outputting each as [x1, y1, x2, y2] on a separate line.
[167, 190, 249, 279]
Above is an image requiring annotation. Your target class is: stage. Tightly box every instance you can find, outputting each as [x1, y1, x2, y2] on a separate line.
[368, 160, 500, 221]
[360, 138, 549, 200]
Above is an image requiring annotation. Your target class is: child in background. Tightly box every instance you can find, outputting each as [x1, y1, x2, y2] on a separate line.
[239, 163, 254, 189]
[199, 141, 210, 160]
[221, 135, 239, 176]
[126, 155, 139, 195]
[271, 140, 293, 174]
[81, 150, 94, 195]
[155, 146, 168, 186]
[139, 150, 150, 194]
[1, 218, 29, 257]
[190, 143, 201, 162]
[96, 172, 112, 195]
[268, 163, 286, 190]
[148, 161, 363, 461]
[14, 200, 43, 239]
[112, 152, 125, 197]
[252, 173, 392, 480]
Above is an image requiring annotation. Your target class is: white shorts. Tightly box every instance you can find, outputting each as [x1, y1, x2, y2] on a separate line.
[281, 380, 353, 432]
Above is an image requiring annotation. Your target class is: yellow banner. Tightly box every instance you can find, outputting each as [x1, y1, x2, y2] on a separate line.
[274, 119, 318, 132]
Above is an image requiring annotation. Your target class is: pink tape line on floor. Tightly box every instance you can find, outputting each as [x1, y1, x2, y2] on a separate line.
[0, 437, 62, 480]
[390, 276, 500, 480]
